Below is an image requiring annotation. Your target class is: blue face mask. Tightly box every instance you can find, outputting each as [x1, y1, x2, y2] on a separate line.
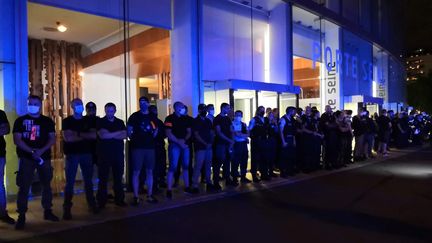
[74, 105, 84, 114]
[27, 105, 40, 114]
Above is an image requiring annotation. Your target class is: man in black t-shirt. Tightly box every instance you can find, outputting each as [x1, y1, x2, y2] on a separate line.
[279, 106, 298, 177]
[249, 106, 269, 182]
[0, 109, 14, 225]
[213, 103, 234, 189]
[191, 104, 215, 193]
[164, 101, 193, 198]
[13, 95, 59, 230]
[127, 97, 158, 205]
[96, 103, 127, 208]
[62, 98, 98, 220]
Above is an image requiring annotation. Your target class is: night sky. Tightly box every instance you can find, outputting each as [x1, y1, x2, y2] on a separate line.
[403, 0, 432, 53]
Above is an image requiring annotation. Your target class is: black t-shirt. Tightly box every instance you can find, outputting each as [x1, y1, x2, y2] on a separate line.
[152, 116, 166, 147]
[96, 117, 126, 162]
[127, 111, 158, 149]
[193, 116, 213, 151]
[213, 114, 232, 145]
[85, 115, 99, 154]
[13, 114, 55, 160]
[62, 116, 95, 155]
[0, 110, 9, 157]
[377, 115, 391, 132]
[164, 114, 191, 142]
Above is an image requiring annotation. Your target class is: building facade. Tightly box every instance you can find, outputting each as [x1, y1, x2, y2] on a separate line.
[0, 0, 406, 195]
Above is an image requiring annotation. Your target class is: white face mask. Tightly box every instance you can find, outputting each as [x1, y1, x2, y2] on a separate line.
[74, 105, 84, 114]
[27, 105, 40, 114]
[235, 116, 242, 122]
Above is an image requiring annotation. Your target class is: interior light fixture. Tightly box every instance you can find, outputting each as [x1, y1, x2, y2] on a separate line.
[56, 22, 67, 32]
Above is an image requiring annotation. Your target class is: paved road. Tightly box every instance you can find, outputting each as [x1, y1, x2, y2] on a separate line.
[14, 147, 432, 243]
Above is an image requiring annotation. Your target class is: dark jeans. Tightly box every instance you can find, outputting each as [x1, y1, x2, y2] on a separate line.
[154, 145, 167, 186]
[231, 141, 248, 178]
[97, 159, 125, 206]
[279, 141, 297, 175]
[250, 139, 267, 176]
[63, 153, 96, 209]
[213, 143, 231, 183]
[16, 158, 53, 214]
[0, 158, 6, 215]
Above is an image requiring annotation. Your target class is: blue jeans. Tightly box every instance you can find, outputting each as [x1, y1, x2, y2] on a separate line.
[192, 148, 212, 187]
[168, 143, 190, 172]
[63, 153, 96, 209]
[0, 158, 6, 215]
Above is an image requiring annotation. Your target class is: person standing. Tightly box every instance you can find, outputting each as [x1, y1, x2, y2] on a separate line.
[13, 95, 59, 230]
[335, 111, 352, 168]
[127, 97, 159, 205]
[62, 98, 98, 220]
[266, 111, 279, 177]
[231, 110, 250, 183]
[279, 107, 298, 177]
[84, 102, 99, 166]
[149, 105, 167, 191]
[300, 106, 316, 173]
[352, 109, 368, 161]
[213, 103, 236, 189]
[206, 104, 215, 123]
[96, 103, 127, 208]
[377, 109, 392, 156]
[0, 109, 14, 225]
[191, 104, 215, 193]
[249, 106, 269, 182]
[165, 102, 193, 198]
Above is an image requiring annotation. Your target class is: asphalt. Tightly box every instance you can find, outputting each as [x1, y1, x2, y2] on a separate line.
[7, 146, 432, 243]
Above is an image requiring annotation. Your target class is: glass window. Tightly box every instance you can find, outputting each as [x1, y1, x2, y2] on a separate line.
[201, 0, 289, 84]
[372, 46, 388, 102]
[292, 6, 341, 112]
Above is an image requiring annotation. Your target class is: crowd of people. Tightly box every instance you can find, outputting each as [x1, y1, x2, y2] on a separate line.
[0, 95, 431, 230]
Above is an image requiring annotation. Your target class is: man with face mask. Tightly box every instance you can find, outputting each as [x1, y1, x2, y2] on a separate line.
[164, 102, 193, 198]
[213, 103, 235, 189]
[231, 110, 250, 183]
[0, 108, 14, 225]
[62, 98, 98, 220]
[96, 103, 127, 209]
[13, 95, 59, 230]
[249, 106, 270, 182]
[191, 104, 215, 193]
[127, 97, 159, 205]
[174, 106, 195, 187]
[279, 106, 298, 177]
[352, 108, 368, 161]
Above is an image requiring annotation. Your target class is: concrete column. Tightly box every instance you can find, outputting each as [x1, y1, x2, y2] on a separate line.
[171, 0, 200, 115]
[0, 0, 29, 195]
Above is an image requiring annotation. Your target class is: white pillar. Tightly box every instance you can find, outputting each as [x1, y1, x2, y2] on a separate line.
[171, 0, 200, 115]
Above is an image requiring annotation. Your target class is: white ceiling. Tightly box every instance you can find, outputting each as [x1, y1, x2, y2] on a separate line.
[27, 2, 151, 55]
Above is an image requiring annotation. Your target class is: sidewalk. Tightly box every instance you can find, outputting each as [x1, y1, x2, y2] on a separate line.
[0, 146, 427, 242]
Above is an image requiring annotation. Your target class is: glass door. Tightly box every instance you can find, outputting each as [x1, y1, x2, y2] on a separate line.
[233, 90, 256, 122]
